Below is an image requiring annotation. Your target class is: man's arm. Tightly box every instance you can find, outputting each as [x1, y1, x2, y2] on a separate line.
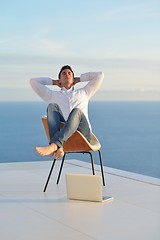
[80, 72, 104, 98]
[73, 77, 80, 86]
[52, 79, 61, 87]
[30, 77, 58, 102]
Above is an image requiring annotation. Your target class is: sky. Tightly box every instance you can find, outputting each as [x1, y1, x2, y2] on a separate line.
[0, 0, 160, 101]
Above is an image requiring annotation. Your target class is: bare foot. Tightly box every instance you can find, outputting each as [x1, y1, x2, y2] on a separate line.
[55, 148, 64, 159]
[35, 143, 58, 156]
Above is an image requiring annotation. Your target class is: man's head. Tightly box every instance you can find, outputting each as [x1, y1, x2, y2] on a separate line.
[58, 65, 74, 79]
[58, 65, 74, 89]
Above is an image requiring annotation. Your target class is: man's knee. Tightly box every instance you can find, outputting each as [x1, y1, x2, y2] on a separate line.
[47, 103, 60, 113]
[71, 108, 83, 117]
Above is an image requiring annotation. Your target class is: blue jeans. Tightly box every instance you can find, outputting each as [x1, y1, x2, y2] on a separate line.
[47, 103, 91, 148]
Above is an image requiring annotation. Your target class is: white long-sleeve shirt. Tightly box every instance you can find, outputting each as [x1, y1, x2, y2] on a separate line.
[30, 72, 104, 129]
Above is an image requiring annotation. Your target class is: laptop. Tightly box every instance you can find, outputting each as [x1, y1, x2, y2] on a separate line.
[66, 173, 113, 202]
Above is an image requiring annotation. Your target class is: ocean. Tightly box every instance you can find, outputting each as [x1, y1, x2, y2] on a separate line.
[0, 101, 160, 179]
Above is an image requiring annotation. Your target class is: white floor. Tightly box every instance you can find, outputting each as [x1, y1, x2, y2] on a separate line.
[0, 159, 160, 240]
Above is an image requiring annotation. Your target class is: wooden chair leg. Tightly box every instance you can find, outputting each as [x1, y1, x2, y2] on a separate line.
[56, 153, 66, 184]
[98, 150, 105, 186]
[43, 158, 56, 192]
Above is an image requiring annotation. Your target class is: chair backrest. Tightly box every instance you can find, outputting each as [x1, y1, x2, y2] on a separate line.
[42, 116, 101, 152]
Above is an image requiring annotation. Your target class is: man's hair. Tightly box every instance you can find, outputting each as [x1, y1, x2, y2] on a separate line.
[58, 65, 74, 79]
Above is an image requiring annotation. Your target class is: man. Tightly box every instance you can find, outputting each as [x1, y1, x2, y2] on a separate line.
[30, 65, 104, 159]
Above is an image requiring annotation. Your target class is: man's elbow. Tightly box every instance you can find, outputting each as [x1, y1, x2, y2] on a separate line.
[30, 77, 37, 84]
[98, 72, 104, 81]
[30, 78, 37, 89]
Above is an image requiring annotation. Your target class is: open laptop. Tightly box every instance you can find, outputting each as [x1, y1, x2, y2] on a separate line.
[66, 173, 113, 202]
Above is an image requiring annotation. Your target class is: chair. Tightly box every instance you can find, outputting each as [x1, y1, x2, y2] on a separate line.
[42, 115, 105, 192]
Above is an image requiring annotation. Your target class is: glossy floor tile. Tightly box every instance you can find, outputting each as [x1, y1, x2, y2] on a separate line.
[0, 160, 159, 240]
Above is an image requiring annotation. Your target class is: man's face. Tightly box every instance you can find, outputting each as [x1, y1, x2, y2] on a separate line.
[59, 68, 74, 88]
